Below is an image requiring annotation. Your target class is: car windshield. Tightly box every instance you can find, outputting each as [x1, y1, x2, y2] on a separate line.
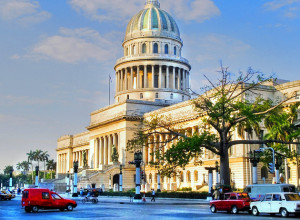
[237, 193, 249, 199]
[51, 194, 62, 200]
[284, 194, 300, 201]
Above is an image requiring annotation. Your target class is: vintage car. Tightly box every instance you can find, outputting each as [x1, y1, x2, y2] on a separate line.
[0, 191, 9, 200]
[210, 192, 251, 214]
[22, 188, 77, 213]
[250, 192, 300, 217]
[1, 190, 15, 200]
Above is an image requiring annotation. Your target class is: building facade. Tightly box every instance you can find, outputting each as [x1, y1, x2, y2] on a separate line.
[56, 0, 300, 191]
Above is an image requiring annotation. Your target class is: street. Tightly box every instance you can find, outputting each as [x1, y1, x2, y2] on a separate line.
[0, 196, 298, 220]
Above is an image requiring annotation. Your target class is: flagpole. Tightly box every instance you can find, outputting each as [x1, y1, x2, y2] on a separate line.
[109, 74, 111, 105]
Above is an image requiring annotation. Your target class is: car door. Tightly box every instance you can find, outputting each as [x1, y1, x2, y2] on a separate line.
[223, 193, 231, 211]
[41, 192, 52, 208]
[270, 194, 282, 213]
[51, 193, 64, 208]
[260, 194, 272, 213]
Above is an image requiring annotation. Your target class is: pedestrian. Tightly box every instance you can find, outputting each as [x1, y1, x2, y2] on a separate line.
[151, 189, 155, 202]
[80, 187, 83, 197]
[213, 188, 220, 200]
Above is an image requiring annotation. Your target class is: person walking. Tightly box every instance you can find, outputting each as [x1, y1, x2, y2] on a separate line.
[151, 189, 155, 202]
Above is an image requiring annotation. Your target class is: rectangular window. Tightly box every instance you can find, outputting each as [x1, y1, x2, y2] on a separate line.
[42, 192, 50, 200]
[22, 191, 29, 199]
[154, 75, 159, 88]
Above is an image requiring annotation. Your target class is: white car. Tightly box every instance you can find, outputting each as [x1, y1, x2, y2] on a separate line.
[250, 192, 300, 217]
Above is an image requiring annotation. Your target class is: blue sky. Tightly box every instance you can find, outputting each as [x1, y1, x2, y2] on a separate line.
[0, 0, 299, 172]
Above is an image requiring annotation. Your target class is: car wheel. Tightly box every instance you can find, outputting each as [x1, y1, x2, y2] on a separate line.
[210, 205, 217, 213]
[231, 206, 239, 214]
[252, 207, 259, 216]
[32, 206, 39, 213]
[280, 208, 289, 217]
[25, 207, 32, 213]
[67, 204, 73, 211]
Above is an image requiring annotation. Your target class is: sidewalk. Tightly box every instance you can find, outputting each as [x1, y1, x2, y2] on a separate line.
[62, 194, 210, 205]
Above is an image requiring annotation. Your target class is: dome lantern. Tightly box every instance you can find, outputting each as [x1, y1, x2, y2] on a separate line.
[145, 0, 160, 8]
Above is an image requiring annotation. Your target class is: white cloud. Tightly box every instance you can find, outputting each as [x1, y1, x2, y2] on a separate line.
[264, 0, 300, 18]
[68, 0, 220, 23]
[0, 95, 52, 106]
[24, 28, 120, 63]
[162, 0, 220, 22]
[0, 0, 51, 25]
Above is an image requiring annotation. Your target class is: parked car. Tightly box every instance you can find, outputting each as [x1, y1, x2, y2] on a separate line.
[1, 190, 15, 200]
[243, 184, 296, 200]
[210, 192, 251, 214]
[22, 188, 77, 213]
[0, 191, 9, 200]
[250, 192, 300, 217]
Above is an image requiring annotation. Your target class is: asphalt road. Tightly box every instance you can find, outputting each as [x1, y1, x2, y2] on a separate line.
[0, 197, 299, 220]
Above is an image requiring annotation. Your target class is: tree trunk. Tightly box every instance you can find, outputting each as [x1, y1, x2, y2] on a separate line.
[220, 146, 230, 185]
[44, 161, 46, 179]
[31, 161, 34, 183]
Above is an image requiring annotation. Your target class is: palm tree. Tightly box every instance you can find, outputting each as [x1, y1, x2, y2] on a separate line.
[33, 150, 43, 179]
[41, 151, 49, 179]
[27, 150, 35, 182]
[46, 159, 56, 179]
[21, 161, 31, 175]
[16, 162, 23, 173]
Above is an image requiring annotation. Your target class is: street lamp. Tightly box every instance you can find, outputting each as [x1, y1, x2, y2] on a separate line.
[215, 161, 219, 185]
[249, 150, 260, 184]
[131, 151, 143, 201]
[9, 168, 14, 191]
[275, 156, 283, 184]
[72, 161, 79, 197]
[66, 171, 70, 193]
[35, 166, 39, 188]
[119, 165, 123, 192]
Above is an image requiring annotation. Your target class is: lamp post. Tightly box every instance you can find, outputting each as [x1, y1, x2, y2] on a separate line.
[35, 166, 39, 188]
[215, 161, 219, 185]
[66, 171, 70, 193]
[72, 161, 78, 197]
[275, 156, 283, 184]
[130, 151, 143, 202]
[9, 168, 14, 191]
[119, 165, 123, 192]
[249, 150, 260, 184]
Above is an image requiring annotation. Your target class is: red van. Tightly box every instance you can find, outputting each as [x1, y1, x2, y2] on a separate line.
[22, 188, 77, 213]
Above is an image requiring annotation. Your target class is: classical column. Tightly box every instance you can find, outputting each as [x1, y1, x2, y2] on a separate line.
[130, 67, 133, 89]
[108, 135, 112, 164]
[104, 136, 107, 165]
[166, 66, 169, 89]
[182, 69, 186, 91]
[152, 65, 155, 88]
[185, 70, 189, 89]
[95, 139, 99, 169]
[144, 65, 147, 88]
[137, 66, 140, 89]
[173, 67, 176, 89]
[125, 68, 128, 90]
[116, 71, 119, 92]
[177, 69, 181, 90]
[159, 65, 162, 88]
[100, 138, 104, 164]
[120, 69, 123, 91]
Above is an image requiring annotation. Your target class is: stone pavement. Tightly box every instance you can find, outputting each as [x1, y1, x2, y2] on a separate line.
[62, 194, 210, 205]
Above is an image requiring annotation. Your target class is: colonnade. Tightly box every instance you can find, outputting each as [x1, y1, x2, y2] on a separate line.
[58, 153, 68, 173]
[73, 149, 89, 167]
[94, 133, 119, 169]
[116, 65, 190, 93]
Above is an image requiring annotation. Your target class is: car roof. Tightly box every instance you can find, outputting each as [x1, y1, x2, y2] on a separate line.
[245, 184, 295, 187]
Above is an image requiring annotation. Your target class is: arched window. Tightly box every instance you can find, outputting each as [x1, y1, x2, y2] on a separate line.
[125, 47, 129, 56]
[153, 43, 158, 53]
[261, 166, 268, 179]
[133, 45, 137, 55]
[149, 173, 152, 184]
[170, 93, 173, 99]
[140, 93, 143, 99]
[187, 171, 191, 182]
[174, 46, 177, 55]
[155, 93, 159, 98]
[182, 95, 184, 101]
[165, 44, 169, 54]
[194, 170, 198, 182]
[142, 43, 147, 54]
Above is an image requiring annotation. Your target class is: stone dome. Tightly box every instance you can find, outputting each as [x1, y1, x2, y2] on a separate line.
[124, 0, 181, 42]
